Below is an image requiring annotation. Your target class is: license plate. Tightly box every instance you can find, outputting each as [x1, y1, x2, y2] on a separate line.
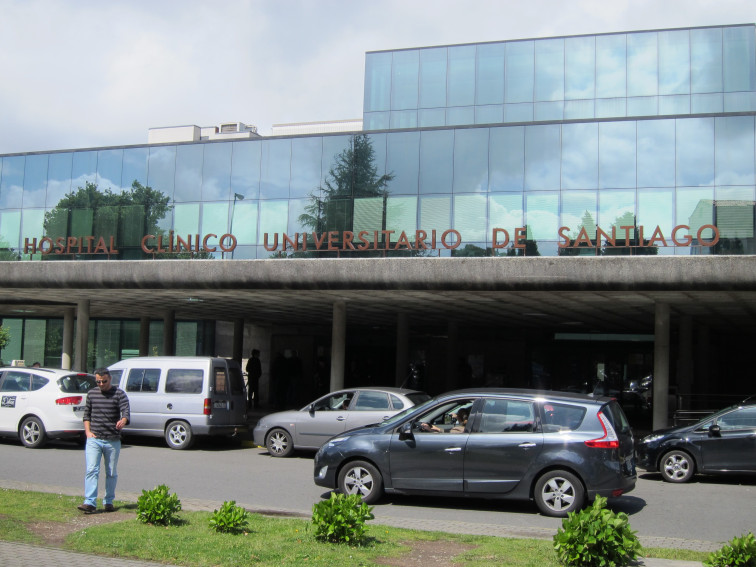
[213, 401, 227, 409]
[73, 406, 85, 412]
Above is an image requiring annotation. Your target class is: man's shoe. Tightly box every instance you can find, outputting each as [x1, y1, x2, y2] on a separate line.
[104, 504, 115, 512]
[77, 504, 96, 514]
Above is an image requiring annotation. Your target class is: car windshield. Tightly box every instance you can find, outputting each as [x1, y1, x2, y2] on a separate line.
[380, 396, 437, 426]
[693, 404, 740, 428]
[58, 373, 96, 393]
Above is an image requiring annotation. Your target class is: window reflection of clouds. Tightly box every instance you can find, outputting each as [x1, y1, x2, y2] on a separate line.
[22, 154, 48, 208]
[490, 126, 524, 192]
[638, 120, 675, 188]
[1, 156, 25, 209]
[596, 34, 626, 99]
[419, 130, 453, 194]
[599, 189, 635, 228]
[391, 50, 419, 111]
[420, 47, 447, 109]
[489, 193, 524, 229]
[638, 188, 674, 233]
[202, 143, 232, 201]
[525, 192, 558, 240]
[386, 132, 420, 195]
[21, 209, 44, 244]
[599, 122, 636, 189]
[72, 151, 97, 188]
[230, 141, 261, 201]
[147, 146, 176, 200]
[173, 203, 199, 234]
[476, 43, 504, 105]
[561, 123, 598, 189]
[420, 195, 450, 231]
[628, 32, 657, 97]
[386, 195, 417, 234]
[96, 149, 123, 192]
[260, 139, 291, 199]
[565, 36, 595, 100]
[691, 28, 723, 93]
[677, 118, 714, 187]
[454, 194, 487, 241]
[45, 153, 73, 207]
[453, 129, 488, 193]
[448, 45, 475, 107]
[364, 51, 391, 113]
[290, 138, 322, 199]
[677, 187, 713, 228]
[715, 116, 755, 186]
[201, 202, 229, 238]
[525, 125, 560, 190]
[231, 201, 257, 245]
[0, 210, 21, 249]
[659, 30, 690, 96]
[506, 41, 534, 103]
[535, 39, 564, 102]
[561, 191, 597, 238]
[259, 200, 288, 238]
[122, 148, 148, 189]
[174, 145, 203, 202]
[723, 26, 756, 93]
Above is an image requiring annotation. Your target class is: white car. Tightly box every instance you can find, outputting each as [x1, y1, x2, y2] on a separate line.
[0, 367, 96, 448]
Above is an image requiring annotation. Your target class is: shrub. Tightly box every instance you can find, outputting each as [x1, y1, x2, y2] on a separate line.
[136, 484, 182, 526]
[704, 532, 756, 567]
[311, 492, 374, 544]
[553, 495, 642, 567]
[209, 500, 250, 534]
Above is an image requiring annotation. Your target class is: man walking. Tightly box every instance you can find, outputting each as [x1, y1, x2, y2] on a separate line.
[246, 349, 262, 409]
[78, 368, 130, 514]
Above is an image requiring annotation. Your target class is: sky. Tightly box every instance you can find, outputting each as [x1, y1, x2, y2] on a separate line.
[1, 0, 754, 155]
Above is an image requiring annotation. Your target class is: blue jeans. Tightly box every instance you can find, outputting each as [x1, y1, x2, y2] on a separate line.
[84, 437, 121, 507]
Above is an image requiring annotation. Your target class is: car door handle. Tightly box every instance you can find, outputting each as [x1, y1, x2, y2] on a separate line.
[336, 416, 346, 421]
[518, 442, 537, 448]
[445, 447, 463, 453]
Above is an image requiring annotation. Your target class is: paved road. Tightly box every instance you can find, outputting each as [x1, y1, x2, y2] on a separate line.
[0, 434, 754, 553]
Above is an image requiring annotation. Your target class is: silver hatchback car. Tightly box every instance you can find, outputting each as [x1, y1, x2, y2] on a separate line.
[254, 387, 430, 457]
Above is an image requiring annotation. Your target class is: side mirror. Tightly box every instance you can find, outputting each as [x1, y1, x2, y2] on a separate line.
[398, 421, 414, 441]
[308, 404, 315, 415]
[709, 424, 721, 437]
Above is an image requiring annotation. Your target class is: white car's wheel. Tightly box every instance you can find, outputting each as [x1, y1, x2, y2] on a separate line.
[20, 416, 47, 448]
[165, 420, 195, 450]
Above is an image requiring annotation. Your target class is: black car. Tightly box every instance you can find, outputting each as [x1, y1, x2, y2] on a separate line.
[636, 397, 756, 483]
[313, 388, 636, 517]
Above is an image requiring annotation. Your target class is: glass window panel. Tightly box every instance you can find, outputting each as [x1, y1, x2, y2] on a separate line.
[290, 137, 321, 199]
[96, 149, 123, 192]
[659, 30, 690, 96]
[363, 112, 390, 131]
[201, 142, 232, 201]
[419, 108, 446, 127]
[723, 26, 756, 93]
[201, 202, 229, 238]
[446, 107, 474, 126]
[691, 27, 723, 94]
[0, 210, 21, 250]
[173, 203, 199, 235]
[475, 105, 503, 124]
[147, 146, 176, 200]
[22, 154, 48, 208]
[476, 43, 505, 105]
[562, 191, 597, 240]
[93, 205, 119, 244]
[714, 187, 755, 238]
[390, 110, 418, 129]
[287, 198, 309, 234]
[420, 195, 450, 231]
[595, 97, 626, 118]
[122, 147, 148, 190]
[535, 38, 564, 102]
[489, 193, 523, 232]
[638, 119, 675, 188]
[504, 102, 533, 122]
[627, 96, 658, 116]
[1, 156, 25, 208]
[386, 131, 420, 195]
[525, 192, 558, 240]
[386, 195, 417, 234]
[260, 139, 291, 199]
[525, 124, 560, 190]
[490, 126, 524, 191]
[724, 91, 756, 112]
[659, 94, 690, 115]
[420, 47, 447, 108]
[716, 185, 755, 201]
[534, 101, 563, 121]
[175, 322, 198, 356]
[320, 135, 350, 187]
[391, 49, 419, 111]
[259, 200, 288, 240]
[506, 41, 534, 103]
[599, 189, 636, 229]
[562, 122, 598, 189]
[364, 51, 392, 112]
[71, 151, 97, 189]
[419, 130, 453, 194]
[628, 32, 658, 97]
[368, 133, 388, 181]
[715, 116, 755, 185]
[174, 144, 203, 202]
[691, 93, 723, 113]
[599, 121, 636, 189]
[448, 45, 476, 107]
[22, 320, 45, 367]
[596, 34, 627, 98]
[638, 188, 674, 236]
[453, 129, 488, 193]
[231, 200, 258, 245]
[678, 187, 713, 234]
[70, 208, 93, 237]
[454, 194, 487, 241]
[677, 117, 715, 186]
[21, 209, 44, 244]
[119, 204, 144, 247]
[354, 197, 384, 234]
[564, 99, 595, 120]
[231, 141, 261, 200]
[565, 36, 595, 100]
[46, 153, 73, 207]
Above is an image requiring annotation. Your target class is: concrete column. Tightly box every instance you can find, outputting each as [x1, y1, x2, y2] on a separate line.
[394, 313, 409, 387]
[695, 326, 710, 396]
[330, 301, 346, 391]
[446, 321, 459, 391]
[61, 307, 74, 370]
[139, 317, 150, 357]
[653, 302, 671, 430]
[163, 311, 175, 356]
[74, 300, 89, 372]
[677, 315, 693, 406]
[232, 318, 244, 364]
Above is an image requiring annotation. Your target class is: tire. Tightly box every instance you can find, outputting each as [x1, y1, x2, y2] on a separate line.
[20, 416, 47, 448]
[164, 420, 195, 450]
[265, 428, 293, 457]
[660, 449, 695, 483]
[337, 460, 383, 504]
[534, 470, 585, 517]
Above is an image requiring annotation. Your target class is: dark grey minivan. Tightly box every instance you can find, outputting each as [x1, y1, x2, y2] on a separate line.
[314, 388, 636, 517]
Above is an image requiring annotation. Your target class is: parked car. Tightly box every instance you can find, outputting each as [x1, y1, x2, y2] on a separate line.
[0, 367, 96, 448]
[313, 388, 636, 517]
[108, 356, 248, 449]
[636, 396, 756, 482]
[253, 387, 430, 457]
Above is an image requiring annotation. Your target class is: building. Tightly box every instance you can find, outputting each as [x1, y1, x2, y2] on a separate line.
[2, 24, 756, 429]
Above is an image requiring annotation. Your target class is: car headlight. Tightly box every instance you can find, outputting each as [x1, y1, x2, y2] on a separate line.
[327, 436, 348, 446]
[641, 433, 665, 444]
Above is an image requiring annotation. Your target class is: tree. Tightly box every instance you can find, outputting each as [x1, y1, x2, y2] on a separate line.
[0, 325, 10, 351]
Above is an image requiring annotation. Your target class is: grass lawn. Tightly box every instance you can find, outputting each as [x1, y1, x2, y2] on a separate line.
[0, 488, 710, 566]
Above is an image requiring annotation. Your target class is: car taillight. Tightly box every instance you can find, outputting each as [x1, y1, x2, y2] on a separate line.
[204, 398, 212, 416]
[584, 411, 620, 449]
[56, 396, 83, 405]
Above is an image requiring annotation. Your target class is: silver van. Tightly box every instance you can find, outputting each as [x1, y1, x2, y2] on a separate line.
[108, 356, 248, 449]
